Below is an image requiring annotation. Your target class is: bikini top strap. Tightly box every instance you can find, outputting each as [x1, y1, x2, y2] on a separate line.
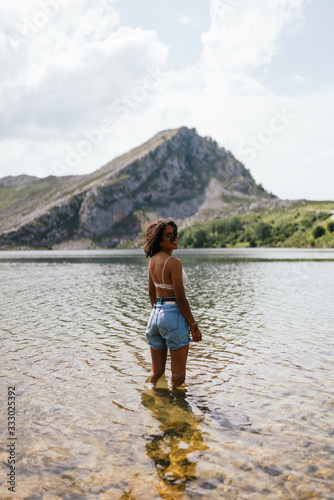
[162, 256, 172, 285]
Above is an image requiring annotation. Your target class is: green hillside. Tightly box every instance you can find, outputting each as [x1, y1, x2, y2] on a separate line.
[178, 201, 334, 249]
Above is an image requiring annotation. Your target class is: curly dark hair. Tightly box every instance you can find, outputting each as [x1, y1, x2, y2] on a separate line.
[143, 218, 178, 258]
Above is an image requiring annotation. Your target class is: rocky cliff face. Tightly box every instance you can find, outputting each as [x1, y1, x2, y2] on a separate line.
[0, 127, 275, 249]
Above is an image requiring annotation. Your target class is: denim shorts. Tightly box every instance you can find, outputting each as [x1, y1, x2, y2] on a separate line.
[146, 299, 191, 351]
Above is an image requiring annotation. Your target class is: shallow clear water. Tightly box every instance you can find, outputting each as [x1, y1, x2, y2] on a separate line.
[0, 249, 333, 499]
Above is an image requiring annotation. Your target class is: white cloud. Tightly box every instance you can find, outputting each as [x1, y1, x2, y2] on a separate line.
[179, 15, 192, 25]
[129, 0, 333, 199]
[201, 0, 305, 73]
[291, 74, 307, 82]
[0, 1, 169, 146]
[0, 0, 333, 200]
[306, 150, 334, 164]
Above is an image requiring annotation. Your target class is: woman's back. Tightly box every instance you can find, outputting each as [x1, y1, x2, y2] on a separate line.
[149, 254, 176, 297]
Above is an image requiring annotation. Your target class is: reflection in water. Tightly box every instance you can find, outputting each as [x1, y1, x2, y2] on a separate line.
[142, 378, 207, 499]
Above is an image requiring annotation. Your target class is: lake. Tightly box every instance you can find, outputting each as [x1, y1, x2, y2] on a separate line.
[0, 248, 333, 499]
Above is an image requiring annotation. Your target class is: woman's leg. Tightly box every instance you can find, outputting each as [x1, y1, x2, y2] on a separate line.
[170, 344, 189, 388]
[150, 347, 167, 386]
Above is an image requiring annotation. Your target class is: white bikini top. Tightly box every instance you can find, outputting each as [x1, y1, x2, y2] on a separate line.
[153, 256, 188, 290]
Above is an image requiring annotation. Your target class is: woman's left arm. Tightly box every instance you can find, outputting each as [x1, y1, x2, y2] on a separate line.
[171, 259, 202, 342]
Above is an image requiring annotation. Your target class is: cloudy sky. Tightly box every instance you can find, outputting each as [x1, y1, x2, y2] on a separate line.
[1, 0, 333, 200]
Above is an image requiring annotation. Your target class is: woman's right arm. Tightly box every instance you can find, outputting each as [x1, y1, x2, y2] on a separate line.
[148, 264, 157, 307]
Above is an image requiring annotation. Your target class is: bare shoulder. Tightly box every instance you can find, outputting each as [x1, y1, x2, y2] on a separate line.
[149, 254, 157, 267]
[169, 256, 182, 269]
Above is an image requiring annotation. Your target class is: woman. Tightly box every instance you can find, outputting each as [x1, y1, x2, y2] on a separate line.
[143, 218, 202, 388]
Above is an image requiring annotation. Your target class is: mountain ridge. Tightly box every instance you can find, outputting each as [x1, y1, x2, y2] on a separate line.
[0, 126, 278, 249]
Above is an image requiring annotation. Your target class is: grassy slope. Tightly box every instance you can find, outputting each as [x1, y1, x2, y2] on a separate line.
[0, 176, 81, 232]
[178, 201, 334, 249]
[0, 177, 62, 212]
[250, 201, 334, 248]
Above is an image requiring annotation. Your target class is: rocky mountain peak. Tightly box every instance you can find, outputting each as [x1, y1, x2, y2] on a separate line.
[0, 127, 274, 249]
